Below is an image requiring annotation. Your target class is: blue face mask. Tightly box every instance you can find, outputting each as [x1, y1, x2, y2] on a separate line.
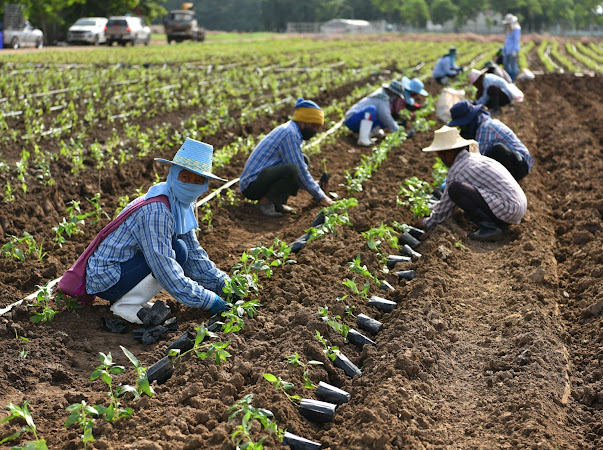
[172, 178, 208, 204]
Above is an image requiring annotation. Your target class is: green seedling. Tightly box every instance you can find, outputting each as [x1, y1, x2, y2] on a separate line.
[221, 299, 260, 333]
[168, 324, 231, 366]
[89, 352, 135, 422]
[397, 176, 432, 219]
[317, 306, 349, 339]
[201, 203, 213, 229]
[342, 277, 370, 300]
[30, 283, 60, 324]
[315, 330, 341, 362]
[87, 193, 110, 225]
[348, 255, 380, 285]
[65, 401, 99, 449]
[4, 181, 16, 202]
[431, 157, 448, 188]
[2, 232, 45, 262]
[120, 346, 155, 398]
[227, 393, 283, 450]
[306, 198, 358, 242]
[0, 401, 48, 449]
[263, 373, 301, 405]
[287, 353, 324, 390]
[53, 201, 93, 247]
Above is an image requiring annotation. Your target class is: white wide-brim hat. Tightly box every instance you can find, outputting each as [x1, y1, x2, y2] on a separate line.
[422, 126, 478, 152]
[502, 14, 518, 24]
[155, 138, 226, 182]
[468, 68, 487, 85]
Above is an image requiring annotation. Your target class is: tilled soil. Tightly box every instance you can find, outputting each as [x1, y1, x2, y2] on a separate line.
[0, 71, 602, 449]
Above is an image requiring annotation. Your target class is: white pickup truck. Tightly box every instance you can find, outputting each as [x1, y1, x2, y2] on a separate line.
[3, 21, 44, 49]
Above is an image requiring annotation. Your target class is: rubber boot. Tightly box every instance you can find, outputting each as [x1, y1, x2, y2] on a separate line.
[466, 209, 503, 241]
[357, 113, 374, 146]
[110, 274, 164, 324]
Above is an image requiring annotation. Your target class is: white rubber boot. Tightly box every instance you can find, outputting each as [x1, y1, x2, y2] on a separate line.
[110, 274, 163, 324]
[370, 127, 385, 138]
[357, 118, 374, 146]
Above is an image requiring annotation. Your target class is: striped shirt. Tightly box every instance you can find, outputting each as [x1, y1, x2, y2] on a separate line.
[477, 118, 533, 171]
[423, 150, 527, 229]
[239, 120, 326, 200]
[86, 200, 229, 309]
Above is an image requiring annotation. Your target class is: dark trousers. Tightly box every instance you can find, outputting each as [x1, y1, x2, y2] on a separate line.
[447, 181, 507, 226]
[484, 143, 529, 181]
[98, 237, 188, 302]
[242, 163, 300, 206]
[486, 86, 511, 110]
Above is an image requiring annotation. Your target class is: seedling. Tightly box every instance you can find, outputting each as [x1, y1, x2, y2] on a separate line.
[53, 201, 93, 247]
[89, 352, 135, 422]
[397, 177, 432, 218]
[30, 283, 60, 324]
[221, 298, 260, 333]
[227, 393, 283, 450]
[342, 277, 371, 300]
[87, 193, 110, 225]
[306, 198, 358, 242]
[168, 324, 231, 366]
[287, 352, 324, 389]
[14, 330, 30, 359]
[362, 224, 399, 253]
[201, 203, 213, 229]
[317, 307, 349, 339]
[0, 401, 48, 449]
[1, 232, 45, 262]
[348, 255, 380, 285]
[263, 373, 301, 405]
[431, 157, 448, 188]
[65, 401, 99, 449]
[120, 346, 155, 398]
[315, 331, 340, 362]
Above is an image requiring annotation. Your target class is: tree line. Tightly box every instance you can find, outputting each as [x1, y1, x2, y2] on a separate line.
[1, 0, 601, 41]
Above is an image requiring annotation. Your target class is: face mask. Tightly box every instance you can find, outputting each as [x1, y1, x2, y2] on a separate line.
[172, 178, 208, 204]
[300, 127, 317, 141]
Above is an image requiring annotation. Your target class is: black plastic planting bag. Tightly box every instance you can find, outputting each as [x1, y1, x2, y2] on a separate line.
[299, 399, 337, 423]
[368, 295, 397, 313]
[397, 270, 417, 281]
[282, 431, 322, 450]
[100, 317, 128, 334]
[399, 232, 421, 249]
[290, 232, 311, 253]
[137, 300, 171, 327]
[357, 313, 382, 335]
[333, 353, 362, 377]
[166, 331, 195, 355]
[347, 328, 375, 348]
[147, 356, 174, 385]
[316, 381, 350, 405]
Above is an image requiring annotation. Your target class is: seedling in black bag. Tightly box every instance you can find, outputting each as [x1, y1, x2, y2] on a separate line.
[348, 255, 380, 285]
[263, 373, 301, 405]
[317, 306, 349, 339]
[168, 324, 231, 366]
[227, 394, 283, 450]
[288, 352, 324, 389]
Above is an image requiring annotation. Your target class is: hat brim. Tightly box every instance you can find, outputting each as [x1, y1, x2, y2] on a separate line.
[402, 76, 428, 96]
[422, 138, 478, 152]
[469, 69, 488, 85]
[415, 88, 429, 97]
[447, 104, 484, 127]
[154, 158, 227, 182]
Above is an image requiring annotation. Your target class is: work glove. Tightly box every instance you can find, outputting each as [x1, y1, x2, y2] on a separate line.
[319, 172, 331, 192]
[209, 295, 228, 315]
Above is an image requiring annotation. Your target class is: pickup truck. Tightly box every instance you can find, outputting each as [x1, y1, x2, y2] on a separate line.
[3, 21, 44, 49]
[163, 10, 205, 44]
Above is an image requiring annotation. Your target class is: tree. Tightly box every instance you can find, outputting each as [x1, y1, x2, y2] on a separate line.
[399, 0, 430, 27]
[430, 0, 457, 25]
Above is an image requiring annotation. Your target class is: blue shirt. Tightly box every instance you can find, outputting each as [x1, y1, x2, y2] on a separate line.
[433, 55, 461, 78]
[345, 94, 399, 132]
[476, 74, 514, 105]
[239, 120, 326, 200]
[476, 118, 533, 171]
[86, 200, 229, 310]
[504, 27, 521, 55]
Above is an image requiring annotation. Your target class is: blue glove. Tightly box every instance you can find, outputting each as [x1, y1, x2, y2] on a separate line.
[209, 295, 228, 315]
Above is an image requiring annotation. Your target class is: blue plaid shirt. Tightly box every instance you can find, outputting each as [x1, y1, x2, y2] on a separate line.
[424, 150, 527, 229]
[477, 118, 533, 171]
[239, 121, 326, 200]
[86, 200, 229, 309]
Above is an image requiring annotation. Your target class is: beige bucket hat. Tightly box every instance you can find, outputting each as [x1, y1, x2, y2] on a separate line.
[422, 126, 478, 152]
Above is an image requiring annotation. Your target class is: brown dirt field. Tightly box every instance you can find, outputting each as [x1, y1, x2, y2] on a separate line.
[0, 71, 602, 449]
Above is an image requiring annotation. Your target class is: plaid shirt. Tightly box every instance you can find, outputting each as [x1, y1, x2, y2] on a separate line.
[423, 150, 527, 229]
[86, 200, 229, 309]
[477, 118, 533, 171]
[239, 120, 326, 200]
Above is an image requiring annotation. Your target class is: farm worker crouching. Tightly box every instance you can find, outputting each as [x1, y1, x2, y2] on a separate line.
[84, 138, 231, 323]
[432, 47, 463, 85]
[502, 14, 521, 82]
[239, 97, 332, 217]
[482, 60, 512, 83]
[416, 126, 527, 241]
[448, 100, 533, 181]
[344, 77, 428, 146]
[468, 69, 523, 116]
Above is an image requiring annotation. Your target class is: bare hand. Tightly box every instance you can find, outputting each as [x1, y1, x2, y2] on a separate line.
[320, 196, 333, 207]
[415, 217, 424, 228]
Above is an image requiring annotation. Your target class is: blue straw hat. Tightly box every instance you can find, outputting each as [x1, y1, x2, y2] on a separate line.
[402, 76, 429, 97]
[155, 138, 226, 182]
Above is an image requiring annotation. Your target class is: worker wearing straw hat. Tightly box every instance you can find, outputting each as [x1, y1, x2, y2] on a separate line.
[239, 97, 332, 217]
[502, 13, 521, 81]
[83, 138, 231, 323]
[417, 126, 527, 241]
[344, 77, 428, 146]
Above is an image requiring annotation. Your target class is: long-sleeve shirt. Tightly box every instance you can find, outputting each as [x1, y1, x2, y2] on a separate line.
[345, 93, 399, 132]
[239, 120, 326, 199]
[476, 74, 513, 106]
[423, 150, 527, 229]
[503, 26, 521, 55]
[86, 200, 229, 309]
[477, 118, 533, 171]
[433, 55, 461, 78]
